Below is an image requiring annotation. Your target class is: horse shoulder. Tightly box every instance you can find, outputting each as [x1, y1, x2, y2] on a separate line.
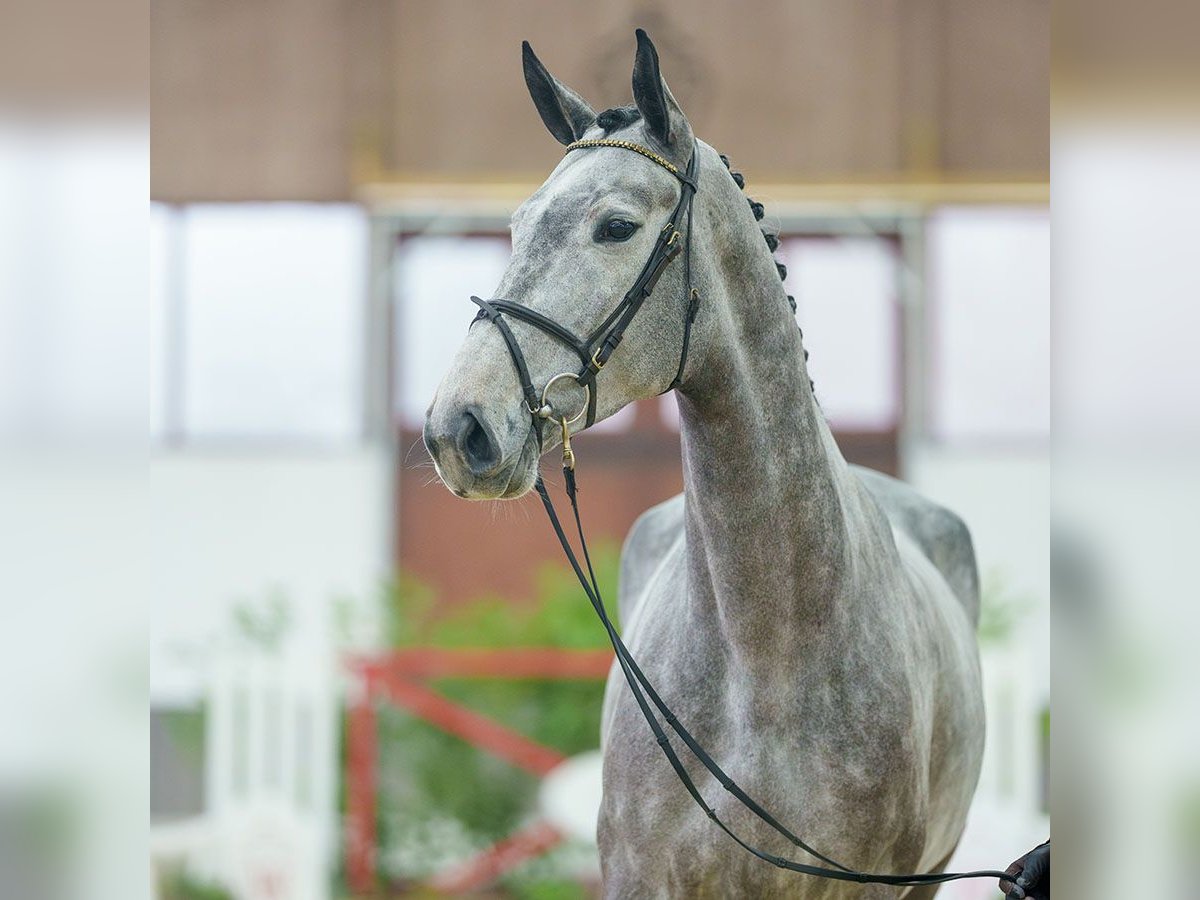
[618, 492, 685, 626]
[850, 465, 981, 627]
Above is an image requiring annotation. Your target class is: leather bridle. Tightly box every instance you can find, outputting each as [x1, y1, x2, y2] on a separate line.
[465, 137, 1027, 896]
[470, 137, 700, 447]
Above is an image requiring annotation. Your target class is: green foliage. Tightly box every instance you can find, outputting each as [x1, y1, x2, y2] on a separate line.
[381, 550, 620, 650]
[1175, 779, 1200, 855]
[6, 788, 75, 878]
[371, 547, 619, 891]
[977, 570, 1036, 645]
[501, 874, 590, 900]
[159, 705, 206, 765]
[230, 588, 292, 652]
[158, 868, 234, 900]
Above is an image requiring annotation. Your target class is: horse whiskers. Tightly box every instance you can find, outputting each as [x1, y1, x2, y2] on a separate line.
[403, 435, 430, 466]
[486, 495, 535, 524]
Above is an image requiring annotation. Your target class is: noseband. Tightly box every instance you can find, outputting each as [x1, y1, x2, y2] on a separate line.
[470, 138, 700, 446]
[461, 137, 1022, 895]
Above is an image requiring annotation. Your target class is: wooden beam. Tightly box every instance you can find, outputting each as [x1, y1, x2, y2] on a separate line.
[428, 820, 564, 894]
[380, 673, 568, 777]
[357, 176, 1049, 214]
[378, 647, 615, 680]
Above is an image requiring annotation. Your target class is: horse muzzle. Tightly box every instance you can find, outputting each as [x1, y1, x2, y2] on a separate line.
[423, 401, 537, 499]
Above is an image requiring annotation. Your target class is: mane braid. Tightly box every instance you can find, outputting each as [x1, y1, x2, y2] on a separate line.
[717, 151, 815, 396]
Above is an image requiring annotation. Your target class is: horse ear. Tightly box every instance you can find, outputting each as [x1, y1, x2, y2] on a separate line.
[522, 41, 595, 146]
[631, 28, 689, 148]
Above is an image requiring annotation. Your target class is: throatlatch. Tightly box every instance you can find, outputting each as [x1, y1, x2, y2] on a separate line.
[467, 138, 1027, 896]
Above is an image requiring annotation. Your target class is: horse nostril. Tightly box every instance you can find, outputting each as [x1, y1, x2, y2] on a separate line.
[458, 408, 501, 476]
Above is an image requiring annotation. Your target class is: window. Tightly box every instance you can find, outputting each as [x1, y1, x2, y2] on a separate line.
[1, 124, 146, 443]
[926, 207, 1050, 443]
[1056, 129, 1200, 443]
[151, 203, 368, 445]
[777, 236, 902, 432]
[393, 235, 511, 430]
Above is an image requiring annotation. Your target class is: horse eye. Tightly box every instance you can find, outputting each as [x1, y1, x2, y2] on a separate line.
[600, 219, 639, 242]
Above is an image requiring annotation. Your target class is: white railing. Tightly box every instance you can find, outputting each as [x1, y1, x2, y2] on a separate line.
[977, 643, 1045, 814]
[152, 643, 337, 900]
[153, 639, 1044, 899]
[941, 641, 1049, 899]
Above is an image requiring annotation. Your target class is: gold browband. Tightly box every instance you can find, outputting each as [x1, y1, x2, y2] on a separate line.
[564, 139, 681, 177]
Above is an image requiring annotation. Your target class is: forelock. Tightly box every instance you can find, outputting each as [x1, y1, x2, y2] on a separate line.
[596, 106, 642, 133]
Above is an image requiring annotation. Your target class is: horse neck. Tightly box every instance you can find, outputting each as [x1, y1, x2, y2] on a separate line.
[676, 171, 855, 658]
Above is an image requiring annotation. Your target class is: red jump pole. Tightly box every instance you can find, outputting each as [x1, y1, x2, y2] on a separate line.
[428, 819, 564, 894]
[381, 672, 567, 777]
[383, 647, 614, 680]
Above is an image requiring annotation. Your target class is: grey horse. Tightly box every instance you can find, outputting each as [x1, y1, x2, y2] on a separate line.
[424, 31, 984, 899]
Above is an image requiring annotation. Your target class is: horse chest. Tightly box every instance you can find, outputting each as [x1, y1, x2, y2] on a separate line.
[598, 594, 928, 898]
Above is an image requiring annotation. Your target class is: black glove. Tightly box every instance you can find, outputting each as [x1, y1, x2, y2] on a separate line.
[999, 839, 1049, 899]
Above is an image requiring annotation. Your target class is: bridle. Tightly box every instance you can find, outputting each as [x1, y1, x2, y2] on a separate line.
[465, 137, 1027, 897]
[470, 137, 700, 448]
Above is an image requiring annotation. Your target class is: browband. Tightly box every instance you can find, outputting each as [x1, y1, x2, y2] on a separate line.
[565, 138, 698, 191]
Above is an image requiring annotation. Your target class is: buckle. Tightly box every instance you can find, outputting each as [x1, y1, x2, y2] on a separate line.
[559, 417, 575, 471]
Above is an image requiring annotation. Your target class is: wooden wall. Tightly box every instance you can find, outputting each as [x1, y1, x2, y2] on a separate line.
[396, 414, 900, 607]
[152, 0, 1048, 202]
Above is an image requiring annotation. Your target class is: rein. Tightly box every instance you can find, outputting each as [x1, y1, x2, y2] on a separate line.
[467, 138, 1025, 896]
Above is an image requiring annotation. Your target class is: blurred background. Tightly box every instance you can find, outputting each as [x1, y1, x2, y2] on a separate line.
[12, 0, 1200, 896]
[144, 2, 1051, 898]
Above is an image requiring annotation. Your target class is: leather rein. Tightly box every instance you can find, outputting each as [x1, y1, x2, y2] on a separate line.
[466, 137, 1022, 895]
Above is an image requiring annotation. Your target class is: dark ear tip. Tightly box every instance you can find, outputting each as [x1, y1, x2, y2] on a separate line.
[634, 28, 657, 59]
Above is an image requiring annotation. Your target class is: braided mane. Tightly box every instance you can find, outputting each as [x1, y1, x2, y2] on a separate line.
[596, 108, 813, 393]
[715, 151, 815, 395]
